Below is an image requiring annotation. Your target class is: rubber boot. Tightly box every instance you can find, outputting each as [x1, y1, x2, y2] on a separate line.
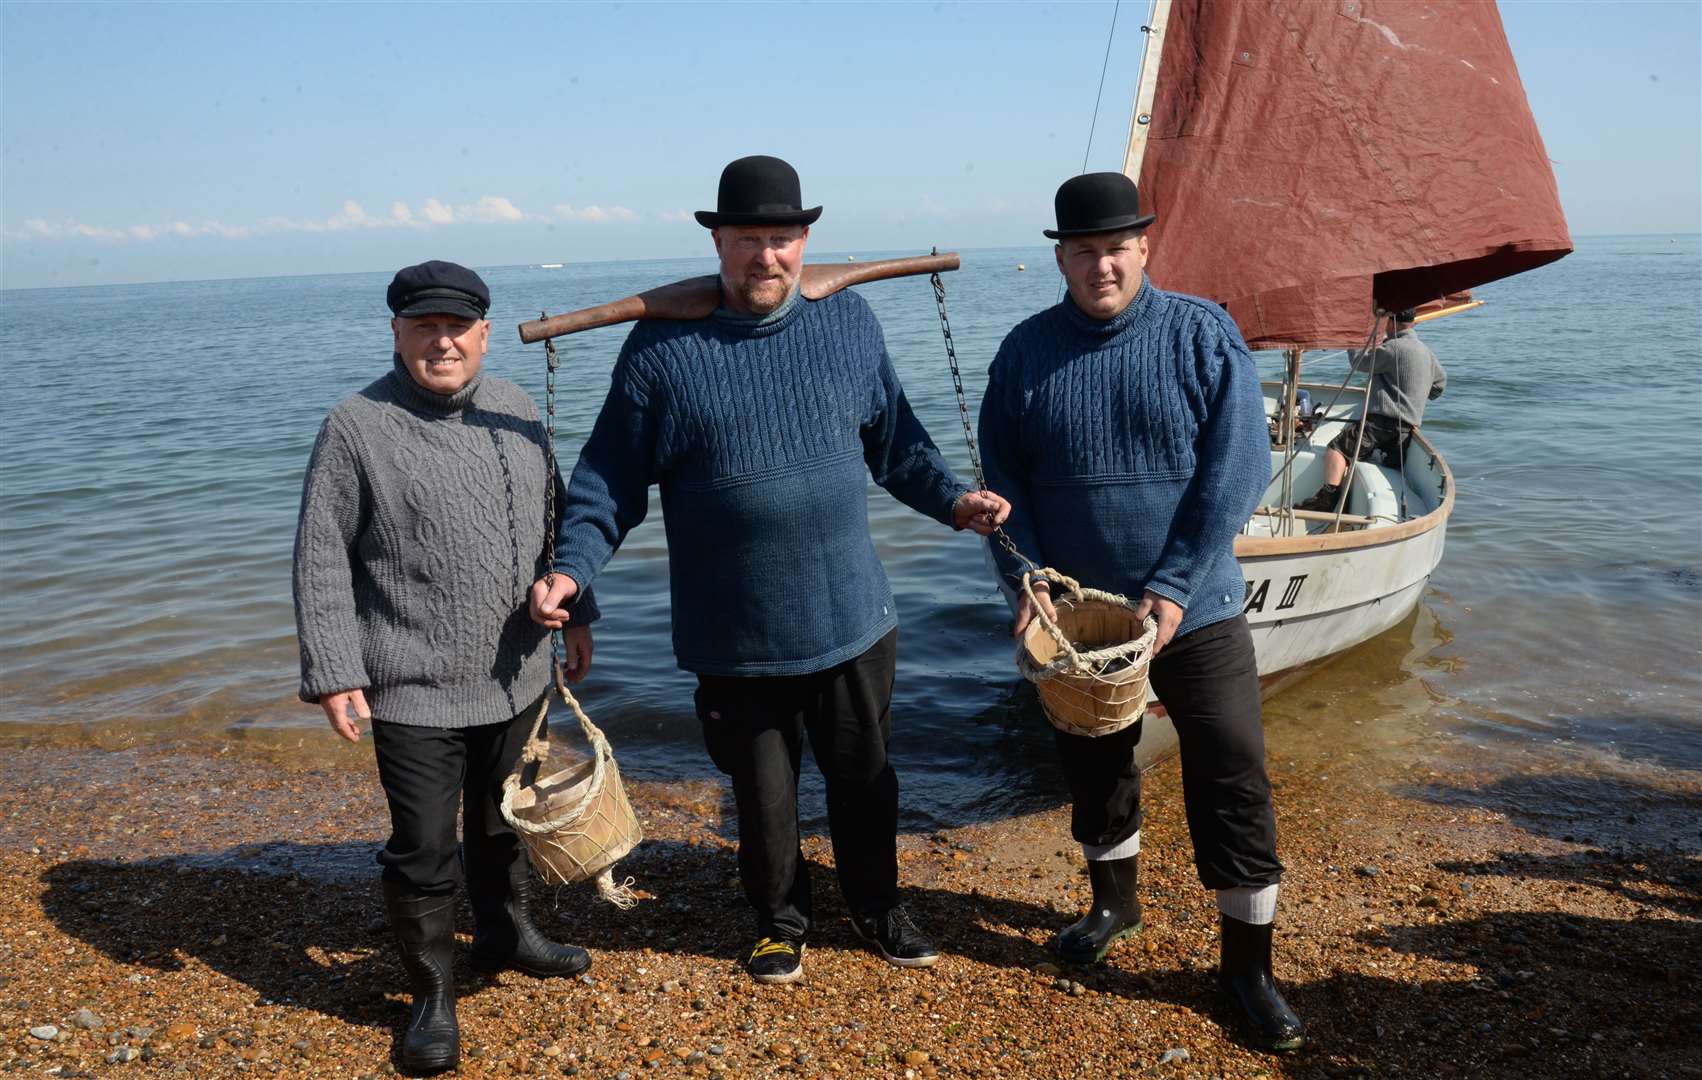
[1218, 913, 1306, 1052]
[382, 883, 460, 1075]
[1054, 856, 1142, 964]
[468, 861, 592, 978]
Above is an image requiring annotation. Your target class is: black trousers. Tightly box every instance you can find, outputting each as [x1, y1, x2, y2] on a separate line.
[695, 629, 901, 940]
[370, 693, 545, 895]
[1052, 614, 1283, 891]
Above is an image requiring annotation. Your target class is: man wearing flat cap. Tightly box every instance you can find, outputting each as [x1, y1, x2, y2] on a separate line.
[293, 260, 599, 1073]
[979, 173, 1305, 1051]
[531, 155, 1011, 984]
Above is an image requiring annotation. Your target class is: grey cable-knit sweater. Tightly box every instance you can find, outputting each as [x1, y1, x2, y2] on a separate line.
[293, 356, 597, 728]
[1349, 328, 1446, 429]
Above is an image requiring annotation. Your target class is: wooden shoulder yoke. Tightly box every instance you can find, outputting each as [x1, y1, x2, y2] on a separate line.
[517, 252, 960, 344]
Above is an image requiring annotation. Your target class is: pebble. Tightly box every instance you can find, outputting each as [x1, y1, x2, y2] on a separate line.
[685, 1051, 706, 1065]
[1355, 865, 1381, 878]
[68, 1008, 102, 1030]
[708, 1044, 726, 1056]
[106, 1046, 141, 1064]
[904, 1050, 931, 1066]
[1158, 1046, 1191, 1065]
[660, 979, 681, 993]
[29, 1025, 59, 1040]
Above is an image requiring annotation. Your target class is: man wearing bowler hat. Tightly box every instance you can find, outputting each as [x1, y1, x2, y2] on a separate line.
[530, 155, 1011, 984]
[294, 261, 599, 1074]
[978, 173, 1304, 1050]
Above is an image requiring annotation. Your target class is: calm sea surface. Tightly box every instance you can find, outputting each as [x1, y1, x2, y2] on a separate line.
[3, 237, 1699, 841]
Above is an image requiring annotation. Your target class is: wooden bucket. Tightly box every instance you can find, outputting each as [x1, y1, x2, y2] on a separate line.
[1017, 571, 1158, 738]
[501, 678, 642, 906]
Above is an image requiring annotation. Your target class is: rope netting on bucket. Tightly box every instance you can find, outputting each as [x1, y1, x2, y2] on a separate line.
[499, 669, 642, 908]
[1014, 569, 1158, 738]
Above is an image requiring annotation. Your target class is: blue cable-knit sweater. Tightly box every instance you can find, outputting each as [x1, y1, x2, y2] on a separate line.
[979, 278, 1269, 638]
[553, 287, 968, 676]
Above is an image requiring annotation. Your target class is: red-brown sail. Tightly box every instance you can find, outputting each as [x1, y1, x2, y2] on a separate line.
[1132, 0, 1572, 349]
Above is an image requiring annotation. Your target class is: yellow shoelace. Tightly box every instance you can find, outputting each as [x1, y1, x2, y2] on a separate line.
[749, 937, 797, 961]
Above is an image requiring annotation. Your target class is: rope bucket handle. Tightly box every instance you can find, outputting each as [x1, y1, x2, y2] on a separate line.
[500, 666, 613, 837]
[1020, 567, 1159, 679]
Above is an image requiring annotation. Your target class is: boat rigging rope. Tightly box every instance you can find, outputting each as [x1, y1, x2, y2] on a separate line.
[1058, 0, 1132, 305]
[1079, 0, 1124, 174]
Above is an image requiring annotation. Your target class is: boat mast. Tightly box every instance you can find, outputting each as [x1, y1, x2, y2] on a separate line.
[1280, 347, 1302, 533]
[1121, 0, 1173, 181]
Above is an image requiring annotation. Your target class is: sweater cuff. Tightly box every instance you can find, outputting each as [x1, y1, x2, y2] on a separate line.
[550, 558, 598, 596]
[1144, 579, 1191, 611]
[567, 586, 601, 626]
[298, 657, 371, 705]
[941, 481, 974, 529]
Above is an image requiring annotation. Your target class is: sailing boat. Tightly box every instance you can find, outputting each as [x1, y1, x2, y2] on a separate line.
[1118, 0, 1572, 754]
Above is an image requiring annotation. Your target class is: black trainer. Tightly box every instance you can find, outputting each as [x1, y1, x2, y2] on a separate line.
[745, 935, 805, 985]
[850, 905, 939, 969]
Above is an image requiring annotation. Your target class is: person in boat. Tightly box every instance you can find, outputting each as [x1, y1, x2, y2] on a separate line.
[529, 155, 1012, 985]
[978, 172, 1305, 1051]
[1295, 308, 1446, 512]
[292, 260, 599, 1075]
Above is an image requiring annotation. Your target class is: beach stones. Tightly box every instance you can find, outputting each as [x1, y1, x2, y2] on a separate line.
[28, 1024, 58, 1040]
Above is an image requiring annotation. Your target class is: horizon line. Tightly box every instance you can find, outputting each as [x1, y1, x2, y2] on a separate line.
[3, 232, 1697, 294]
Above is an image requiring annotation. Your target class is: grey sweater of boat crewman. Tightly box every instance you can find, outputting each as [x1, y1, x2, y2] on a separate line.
[293, 357, 597, 728]
[1349, 327, 1446, 429]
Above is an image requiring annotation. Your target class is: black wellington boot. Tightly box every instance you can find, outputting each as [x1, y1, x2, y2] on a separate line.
[1218, 913, 1306, 1052]
[1054, 856, 1143, 964]
[1293, 483, 1341, 513]
[468, 861, 592, 978]
[381, 883, 460, 1076]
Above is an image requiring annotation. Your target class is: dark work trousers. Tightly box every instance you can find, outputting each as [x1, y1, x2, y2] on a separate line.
[370, 692, 545, 895]
[694, 629, 901, 941]
[1052, 614, 1283, 890]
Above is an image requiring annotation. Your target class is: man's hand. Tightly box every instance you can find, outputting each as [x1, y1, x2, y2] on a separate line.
[529, 573, 580, 629]
[953, 489, 1011, 536]
[1012, 579, 1057, 639]
[1132, 591, 1184, 655]
[561, 625, 594, 684]
[320, 688, 370, 743]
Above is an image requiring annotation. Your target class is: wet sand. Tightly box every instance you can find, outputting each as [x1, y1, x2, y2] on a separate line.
[0, 738, 1696, 1079]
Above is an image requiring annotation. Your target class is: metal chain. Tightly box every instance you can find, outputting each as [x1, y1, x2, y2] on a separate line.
[542, 324, 563, 672]
[929, 262, 1035, 574]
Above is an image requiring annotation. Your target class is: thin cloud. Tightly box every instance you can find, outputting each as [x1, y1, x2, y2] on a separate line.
[5, 194, 641, 243]
[658, 209, 694, 223]
[553, 204, 640, 223]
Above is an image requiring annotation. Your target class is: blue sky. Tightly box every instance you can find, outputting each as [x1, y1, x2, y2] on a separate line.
[2, 1, 1698, 289]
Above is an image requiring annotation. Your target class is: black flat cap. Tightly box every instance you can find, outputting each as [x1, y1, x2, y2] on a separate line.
[387, 260, 490, 319]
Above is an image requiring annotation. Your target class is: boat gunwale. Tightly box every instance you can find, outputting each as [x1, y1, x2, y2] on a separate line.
[1233, 429, 1454, 558]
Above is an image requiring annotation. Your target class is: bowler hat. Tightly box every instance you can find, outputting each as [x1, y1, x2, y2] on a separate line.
[694, 155, 823, 229]
[387, 260, 490, 319]
[1043, 172, 1156, 239]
